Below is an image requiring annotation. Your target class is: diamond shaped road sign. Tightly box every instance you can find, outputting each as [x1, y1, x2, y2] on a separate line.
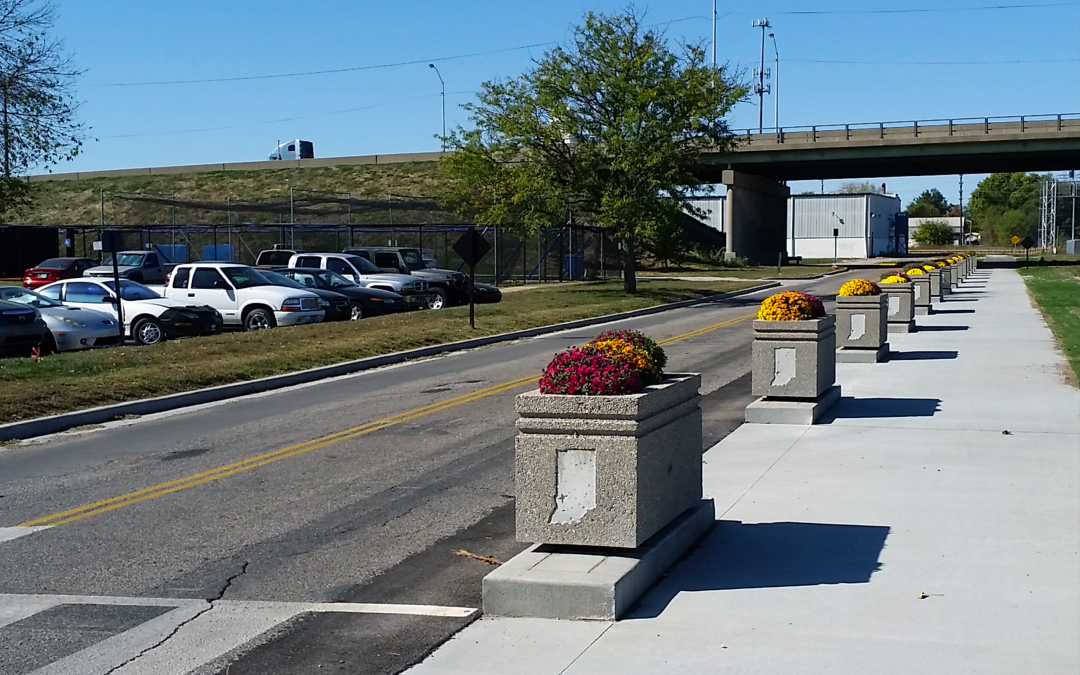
[1020, 235, 1036, 250]
[453, 228, 492, 267]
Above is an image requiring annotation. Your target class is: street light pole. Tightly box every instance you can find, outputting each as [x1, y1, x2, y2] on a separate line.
[428, 64, 445, 150]
[711, 0, 717, 70]
[769, 32, 778, 130]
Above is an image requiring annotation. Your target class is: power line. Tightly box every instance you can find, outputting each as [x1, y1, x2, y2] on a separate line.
[757, 2, 1075, 15]
[86, 42, 558, 87]
[789, 57, 1079, 65]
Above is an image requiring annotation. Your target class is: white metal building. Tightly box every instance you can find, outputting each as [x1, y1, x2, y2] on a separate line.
[908, 216, 967, 246]
[786, 193, 904, 260]
[684, 195, 726, 233]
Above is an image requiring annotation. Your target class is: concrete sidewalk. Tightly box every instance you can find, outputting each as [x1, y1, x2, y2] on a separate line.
[405, 266, 1080, 675]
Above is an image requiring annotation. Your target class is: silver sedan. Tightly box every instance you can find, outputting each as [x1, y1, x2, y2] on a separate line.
[0, 287, 121, 353]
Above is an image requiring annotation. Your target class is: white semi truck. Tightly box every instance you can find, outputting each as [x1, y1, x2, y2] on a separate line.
[269, 139, 314, 160]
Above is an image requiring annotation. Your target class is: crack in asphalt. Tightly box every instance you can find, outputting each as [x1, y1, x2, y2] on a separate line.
[102, 561, 250, 675]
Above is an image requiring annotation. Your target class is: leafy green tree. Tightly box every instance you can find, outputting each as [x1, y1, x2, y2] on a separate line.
[906, 188, 950, 218]
[835, 181, 879, 194]
[968, 173, 1043, 244]
[0, 0, 85, 217]
[912, 220, 955, 246]
[438, 8, 747, 293]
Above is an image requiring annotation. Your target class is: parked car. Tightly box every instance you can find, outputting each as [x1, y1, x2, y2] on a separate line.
[164, 262, 324, 330]
[0, 299, 48, 356]
[0, 286, 121, 353]
[276, 268, 407, 320]
[37, 278, 223, 345]
[343, 246, 467, 309]
[84, 250, 177, 284]
[258, 269, 352, 321]
[253, 248, 307, 269]
[23, 257, 98, 289]
[286, 253, 433, 311]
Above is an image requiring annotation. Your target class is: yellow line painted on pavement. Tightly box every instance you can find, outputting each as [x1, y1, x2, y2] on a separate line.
[19, 310, 757, 528]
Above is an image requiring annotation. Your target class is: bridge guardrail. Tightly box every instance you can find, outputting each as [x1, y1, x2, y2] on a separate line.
[736, 113, 1080, 146]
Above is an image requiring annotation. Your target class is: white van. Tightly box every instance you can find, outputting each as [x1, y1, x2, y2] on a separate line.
[269, 140, 314, 160]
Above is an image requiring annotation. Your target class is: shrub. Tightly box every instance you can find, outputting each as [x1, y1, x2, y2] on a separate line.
[838, 279, 881, 296]
[539, 346, 644, 395]
[912, 220, 955, 246]
[880, 275, 908, 284]
[591, 329, 667, 373]
[757, 291, 826, 321]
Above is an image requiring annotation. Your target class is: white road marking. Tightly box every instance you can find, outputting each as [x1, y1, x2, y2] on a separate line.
[2, 593, 477, 675]
[0, 526, 50, 543]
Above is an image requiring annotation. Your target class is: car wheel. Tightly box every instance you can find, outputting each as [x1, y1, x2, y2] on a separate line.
[244, 308, 275, 331]
[349, 303, 364, 321]
[133, 317, 165, 345]
[426, 288, 447, 311]
[37, 333, 57, 356]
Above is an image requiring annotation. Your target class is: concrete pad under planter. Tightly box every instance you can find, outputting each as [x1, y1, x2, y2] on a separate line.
[915, 306, 931, 316]
[888, 322, 915, 333]
[482, 499, 715, 621]
[837, 343, 890, 363]
[744, 385, 841, 425]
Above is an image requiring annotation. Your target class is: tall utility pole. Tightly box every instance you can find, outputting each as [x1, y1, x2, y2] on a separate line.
[429, 64, 446, 150]
[711, 0, 717, 69]
[769, 32, 779, 130]
[752, 18, 771, 133]
[1071, 170, 1076, 247]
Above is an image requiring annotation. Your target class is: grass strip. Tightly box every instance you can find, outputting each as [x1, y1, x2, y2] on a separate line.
[0, 279, 756, 424]
[1018, 264, 1080, 384]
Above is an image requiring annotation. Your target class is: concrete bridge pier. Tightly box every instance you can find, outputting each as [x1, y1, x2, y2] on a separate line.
[722, 170, 790, 264]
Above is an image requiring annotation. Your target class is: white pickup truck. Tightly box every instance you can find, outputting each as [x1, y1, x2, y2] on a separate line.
[164, 262, 324, 330]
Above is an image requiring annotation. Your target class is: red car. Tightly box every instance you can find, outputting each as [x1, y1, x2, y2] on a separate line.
[23, 257, 97, 289]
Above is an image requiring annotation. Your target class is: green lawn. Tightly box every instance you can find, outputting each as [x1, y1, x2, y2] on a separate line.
[1018, 264, 1080, 384]
[0, 278, 757, 424]
[638, 265, 842, 279]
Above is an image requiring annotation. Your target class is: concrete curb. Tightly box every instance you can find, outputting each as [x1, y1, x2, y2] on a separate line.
[761, 267, 850, 281]
[0, 282, 779, 442]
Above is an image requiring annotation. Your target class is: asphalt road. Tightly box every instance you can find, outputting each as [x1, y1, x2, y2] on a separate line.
[0, 271, 859, 675]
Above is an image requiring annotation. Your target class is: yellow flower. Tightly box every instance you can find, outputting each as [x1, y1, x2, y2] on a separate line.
[880, 275, 908, 284]
[758, 292, 819, 321]
[907, 268, 926, 276]
[838, 279, 881, 296]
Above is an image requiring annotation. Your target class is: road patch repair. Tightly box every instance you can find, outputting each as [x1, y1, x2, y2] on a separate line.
[404, 264, 1080, 674]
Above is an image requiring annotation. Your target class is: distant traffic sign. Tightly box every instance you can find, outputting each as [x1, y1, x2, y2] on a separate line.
[1020, 236, 1035, 249]
[453, 228, 491, 266]
[1011, 235, 1021, 245]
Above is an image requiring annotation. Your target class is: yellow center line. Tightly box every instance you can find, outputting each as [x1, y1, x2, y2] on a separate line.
[18, 310, 758, 528]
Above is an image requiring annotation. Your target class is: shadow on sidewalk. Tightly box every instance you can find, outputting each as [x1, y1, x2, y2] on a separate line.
[930, 308, 975, 315]
[823, 396, 941, 420]
[887, 350, 958, 361]
[629, 520, 890, 619]
[917, 324, 969, 331]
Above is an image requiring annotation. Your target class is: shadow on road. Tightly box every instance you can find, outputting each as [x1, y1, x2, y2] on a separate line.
[888, 350, 958, 361]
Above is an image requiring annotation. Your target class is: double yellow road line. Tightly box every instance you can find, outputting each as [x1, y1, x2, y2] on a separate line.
[19, 311, 755, 528]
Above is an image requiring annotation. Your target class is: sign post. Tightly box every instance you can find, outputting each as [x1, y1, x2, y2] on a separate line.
[100, 231, 125, 340]
[453, 227, 492, 329]
[1020, 235, 1035, 265]
[832, 227, 839, 265]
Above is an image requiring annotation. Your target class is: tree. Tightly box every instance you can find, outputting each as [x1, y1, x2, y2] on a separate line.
[438, 8, 747, 293]
[968, 173, 1043, 244]
[912, 220, 955, 246]
[835, 181, 879, 194]
[906, 188, 950, 218]
[0, 0, 85, 216]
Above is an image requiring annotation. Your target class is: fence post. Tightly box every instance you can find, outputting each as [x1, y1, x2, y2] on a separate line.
[878, 122, 884, 139]
[913, 120, 918, 137]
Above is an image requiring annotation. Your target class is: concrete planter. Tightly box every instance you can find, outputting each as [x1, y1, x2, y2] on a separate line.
[911, 276, 932, 315]
[940, 267, 952, 294]
[746, 316, 840, 424]
[949, 264, 960, 288]
[929, 268, 943, 300]
[836, 295, 889, 362]
[881, 282, 915, 333]
[514, 373, 702, 549]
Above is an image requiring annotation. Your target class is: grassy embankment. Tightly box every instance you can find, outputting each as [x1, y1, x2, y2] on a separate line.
[0, 278, 757, 424]
[1018, 261, 1080, 384]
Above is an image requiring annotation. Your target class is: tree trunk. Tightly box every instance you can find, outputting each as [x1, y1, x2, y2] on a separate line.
[2, 82, 9, 178]
[622, 238, 637, 294]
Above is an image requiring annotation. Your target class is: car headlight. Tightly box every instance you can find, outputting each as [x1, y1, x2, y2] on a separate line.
[319, 298, 330, 308]
[58, 316, 87, 328]
[281, 297, 305, 311]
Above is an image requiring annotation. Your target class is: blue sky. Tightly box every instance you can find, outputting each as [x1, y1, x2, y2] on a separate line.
[50, 1, 1080, 206]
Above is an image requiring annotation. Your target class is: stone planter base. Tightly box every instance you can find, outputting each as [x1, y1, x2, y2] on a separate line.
[745, 385, 841, 425]
[915, 306, 930, 316]
[837, 343, 890, 363]
[483, 499, 715, 621]
[888, 321, 915, 333]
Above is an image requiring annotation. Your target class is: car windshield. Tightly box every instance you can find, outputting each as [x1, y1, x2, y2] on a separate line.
[0, 287, 62, 308]
[35, 258, 69, 270]
[102, 253, 145, 266]
[221, 266, 270, 288]
[102, 280, 162, 300]
[346, 255, 381, 274]
[400, 249, 427, 271]
[260, 270, 307, 289]
[315, 270, 357, 288]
